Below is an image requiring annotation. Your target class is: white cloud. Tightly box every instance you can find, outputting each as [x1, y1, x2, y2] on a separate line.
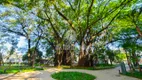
[17, 37, 27, 48]
[5, 43, 12, 51]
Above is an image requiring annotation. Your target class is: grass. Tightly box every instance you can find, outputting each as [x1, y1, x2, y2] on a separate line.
[61, 64, 116, 70]
[124, 71, 142, 79]
[52, 72, 96, 80]
[0, 66, 44, 74]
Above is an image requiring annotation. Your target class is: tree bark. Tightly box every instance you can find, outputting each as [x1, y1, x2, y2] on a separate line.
[57, 50, 63, 67]
[54, 52, 58, 66]
[28, 39, 32, 66]
[78, 41, 86, 66]
[78, 42, 93, 67]
[90, 55, 94, 66]
[0, 61, 1, 66]
[94, 55, 98, 66]
[62, 50, 71, 65]
[136, 26, 142, 37]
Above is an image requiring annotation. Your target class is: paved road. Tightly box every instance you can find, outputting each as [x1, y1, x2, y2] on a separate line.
[0, 67, 140, 80]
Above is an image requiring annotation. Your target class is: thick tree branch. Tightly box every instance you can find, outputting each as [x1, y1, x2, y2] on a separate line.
[89, 0, 130, 28]
[94, 10, 121, 36]
[6, 28, 26, 37]
[86, 0, 94, 28]
[44, 11, 61, 40]
[54, 5, 76, 32]
[136, 26, 142, 37]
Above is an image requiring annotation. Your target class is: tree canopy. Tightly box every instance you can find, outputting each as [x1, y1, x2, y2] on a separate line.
[0, 0, 141, 67]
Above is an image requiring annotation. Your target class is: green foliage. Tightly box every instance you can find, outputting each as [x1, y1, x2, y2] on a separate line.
[0, 66, 43, 74]
[46, 46, 53, 57]
[61, 64, 116, 70]
[0, 0, 141, 67]
[22, 53, 28, 61]
[52, 72, 96, 80]
[106, 49, 115, 61]
[116, 53, 127, 62]
[121, 39, 142, 55]
[124, 71, 142, 79]
[22, 47, 43, 62]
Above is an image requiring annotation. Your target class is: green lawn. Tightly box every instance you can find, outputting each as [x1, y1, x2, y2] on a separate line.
[124, 71, 142, 79]
[62, 64, 116, 70]
[52, 72, 96, 80]
[0, 66, 43, 74]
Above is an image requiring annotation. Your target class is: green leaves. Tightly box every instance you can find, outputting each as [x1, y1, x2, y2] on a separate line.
[0, 0, 141, 66]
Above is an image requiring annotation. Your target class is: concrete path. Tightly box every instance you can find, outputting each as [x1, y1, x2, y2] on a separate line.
[62, 67, 140, 80]
[0, 67, 140, 80]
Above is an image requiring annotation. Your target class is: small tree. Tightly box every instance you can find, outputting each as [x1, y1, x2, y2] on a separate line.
[106, 49, 115, 65]
[122, 39, 142, 71]
[22, 47, 43, 66]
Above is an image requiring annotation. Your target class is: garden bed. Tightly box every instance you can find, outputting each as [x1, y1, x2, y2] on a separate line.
[52, 71, 96, 80]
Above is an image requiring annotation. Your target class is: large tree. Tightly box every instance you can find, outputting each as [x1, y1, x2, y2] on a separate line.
[0, 0, 141, 67]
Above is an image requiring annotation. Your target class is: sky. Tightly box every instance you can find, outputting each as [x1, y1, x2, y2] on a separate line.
[4, 36, 27, 54]
[17, 37, 27, 48]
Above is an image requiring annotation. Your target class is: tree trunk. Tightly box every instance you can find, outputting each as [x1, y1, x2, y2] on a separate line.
[62, 50, 66, 65]
[0, 61, 1, 66]
[110, 59, 112, 65]
[0, 53, 2, 66]
[54, 48, 71, 67]
[32, 35, 42, 67]
[78, 42, 92, 67]
[62, 50, 71, 65]
[78, 46, 88, 66]
[78, 41, 86, 66]
[88, 45, 93, 67]
[124, 50, 132, 71]
[70, 50, 74, 67]
[90, 55, 94, 66]
[54, 52, 58, 66]
[132, 52, 138, 67]
[85, 54, 94, 67]
[28, 39, 32, 66]
[57, 53, 63, 67]
[54, 49, 63, 67]
[32, 52, 36, 67]
[94, 54, 98, 66]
